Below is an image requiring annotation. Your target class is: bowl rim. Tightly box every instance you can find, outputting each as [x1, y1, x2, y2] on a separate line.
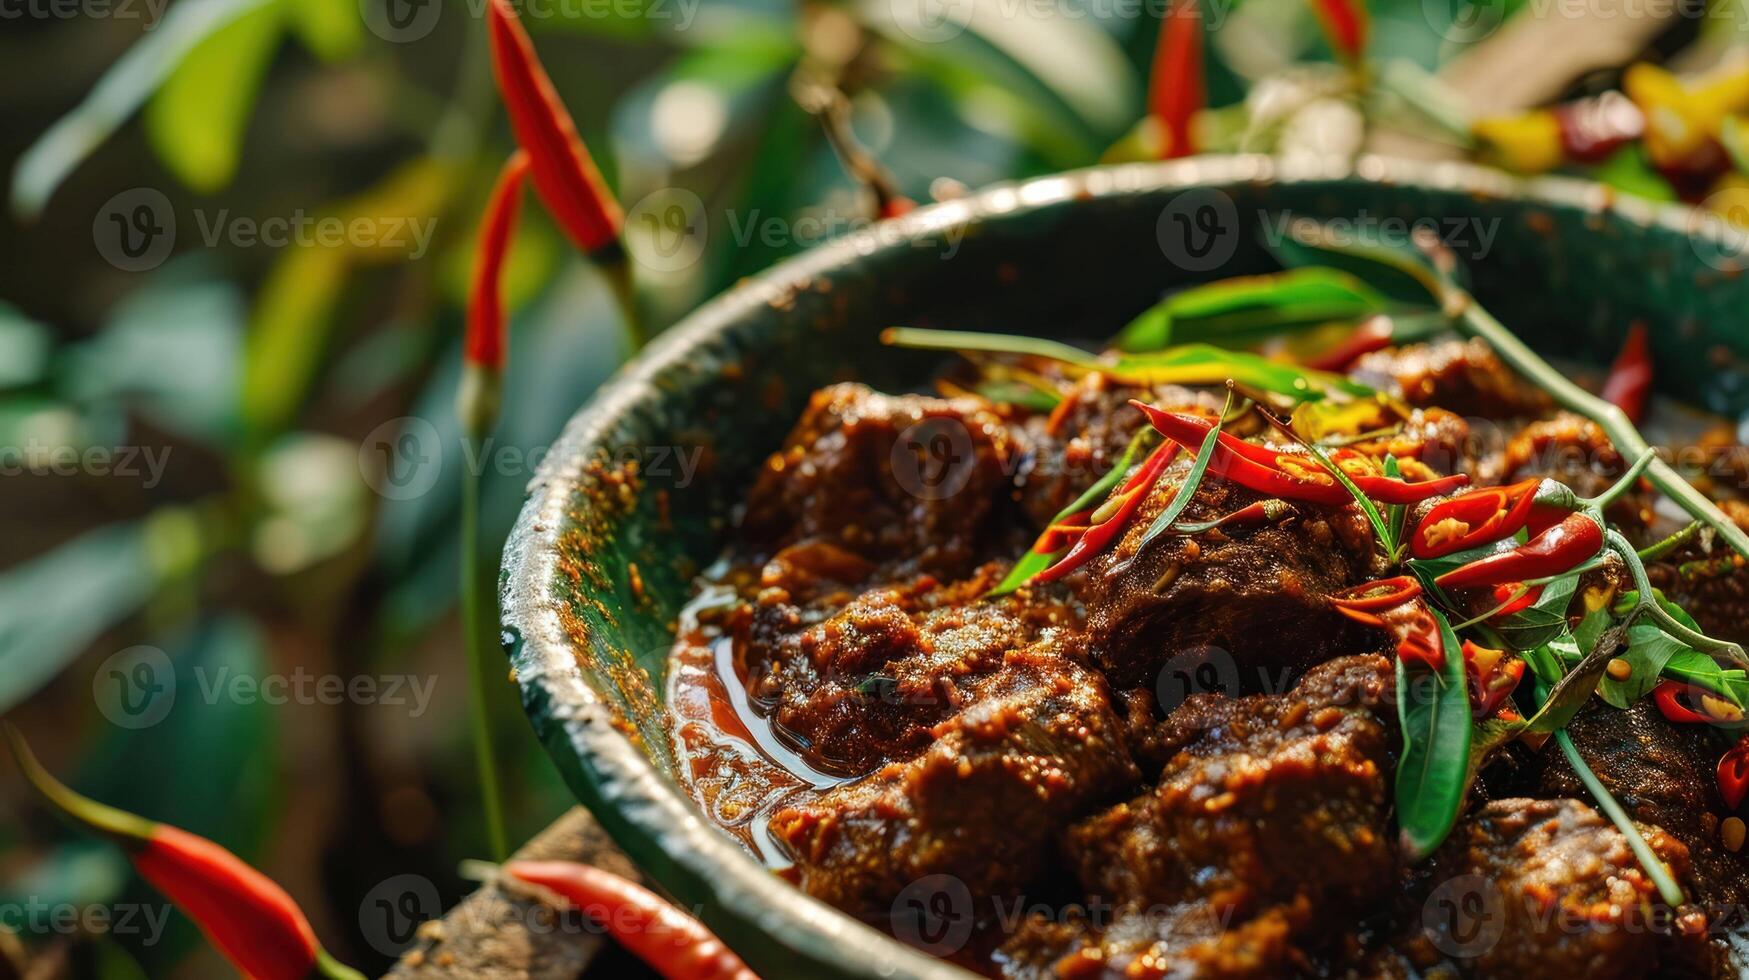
[499, 152, 1731, 978]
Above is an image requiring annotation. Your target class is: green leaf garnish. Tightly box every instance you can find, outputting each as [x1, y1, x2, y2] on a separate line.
[1397, 607, 1473, 861]
[1108, 344, 1374, 402]
[1114, 267, 1390, 352]
[881, 327, 1101, 369]
[1134, 393, 1230, 551]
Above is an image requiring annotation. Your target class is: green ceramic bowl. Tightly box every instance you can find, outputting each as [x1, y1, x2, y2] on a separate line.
[500, 154, 1749, 979]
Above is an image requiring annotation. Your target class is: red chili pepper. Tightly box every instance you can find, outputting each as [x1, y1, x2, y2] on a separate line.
[1654, 681, 1714, 724]
[486, 0, 623, 255]
[1553, 91, 1643, 164]
[504, 861, 758, 980]
[1308, 0, 1369, 65]
[1034, 441, 1181, 583]
[4, 727, 360, 980]
[1410, 479, 1541, 559]
[1132, 401, 1466, 505]
[1384, 601, 1443, 670]
[1148, 0, 1204, 159]
[1462, 641, 1525, 717]
[879, 196, 917, 219]
[1601, 321, 1652, 425]
[1330, 575, 1422, 621]
[1720, 737, 1749, 811]
[1434, 512, 1604, 591]
[465, 151, 531, 374]
[1489, 581, 1543, 617]
[1305, 315, 1394, 372]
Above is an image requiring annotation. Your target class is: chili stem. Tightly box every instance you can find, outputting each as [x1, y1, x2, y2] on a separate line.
[1584, 448, 1658, 510]
[1639, 520, 1704, 562]
[1449, 584, 1530, 630]
[460, 446, 509, 861]
[1554, 729, 1685, 907]
[1607, 529, 1749, 667]
[1451, 299, 1749, 563]
[602, 253, 647, 351]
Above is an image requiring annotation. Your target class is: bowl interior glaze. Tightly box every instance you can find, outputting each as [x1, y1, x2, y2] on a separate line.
[500, 155, 1749, 979]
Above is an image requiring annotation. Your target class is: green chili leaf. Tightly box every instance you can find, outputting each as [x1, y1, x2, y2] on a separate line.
[974, 379, 1061, 412]
[1114, 268, 1390, 352]
[1486, 572, 1580, 651]
[987, 431, 1149, 597]
[1134, 397, 1226, 551]
[1660, 649, 1749, 707]
[1383, 455, 1408, 556]
[1600, 624, 1686, 709]
[1397, 607, 1473, 861]
[1107, 344, 1375, 402]
[1524, 621, 1628, 735]
[881, 327, 1101, 369]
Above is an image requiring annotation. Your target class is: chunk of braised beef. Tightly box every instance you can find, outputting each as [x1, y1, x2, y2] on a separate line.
[1075, 458, 1380, 690]
[767, 638, 1140, 921]
[740, 383, 1023, 579]
[996, 901, 1310, 980]
[1349, 339, 1553, 420]
[1414, 797, 1685, 978]
[1535, 700, 1749, 920]
[1474, 412, 1650, 537]
[1066, 655, 1397, 919]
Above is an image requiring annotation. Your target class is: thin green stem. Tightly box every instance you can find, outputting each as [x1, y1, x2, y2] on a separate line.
[602, 254, 647, 351]
[881, 327, 1101, 368]
[1452, 300, 1749, 563]
[1639, 521, 1704, 562]
[1607, 530, 1748, 667]
[1554, 729, 1685, 907]
[460, 449, 508, 861]
[1584, 448, 1657, 510]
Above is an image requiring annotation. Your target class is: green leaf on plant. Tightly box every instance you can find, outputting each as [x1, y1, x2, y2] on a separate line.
[1108, 344, 1375, 402]
[1600, 623, 1687, 708]
[1396, 607, 1472, 861]
[1113, 268, 1390, 352]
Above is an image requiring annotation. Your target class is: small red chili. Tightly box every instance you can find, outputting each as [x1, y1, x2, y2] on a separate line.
[1330, 575, 1422, 620]
[1132, 402, 1467, 506]
[1148, 0, 1204, 159]
[1034, 441, 1182, 583]
[1434, 512, 1604, 591]
[1720, 738, 1749, 811]
[1462, 641, 1525, 718]
[1489, 582, 1542, 617]
[1654, 681, 1714, 725]
[1410, 479, 1542, 559]
[1306, 315, 1395, 372]
[504, 861, 758, 980]
[1384, 601, 1444, 670]
[1553, 92, 1643, 165]
[1601, 321, 1652, 425]
[5, 727, 361, 980]
[486, 0, 623, 255]
[1309, 0, 1368, 64]
[460, 152, 532, 437]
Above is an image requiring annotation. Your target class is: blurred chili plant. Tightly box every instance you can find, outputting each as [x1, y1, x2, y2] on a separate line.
[0, 0, 1491, 973]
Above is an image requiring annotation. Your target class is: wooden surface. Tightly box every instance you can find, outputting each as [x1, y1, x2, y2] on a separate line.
[386, 808, 641, 979]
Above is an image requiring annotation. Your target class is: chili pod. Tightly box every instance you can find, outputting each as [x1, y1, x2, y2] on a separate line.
[1720, 737, 1749, 811]
[486, 0, 623, 255]
[1601, 322, 1652, 425]
[1149, 0, 1204, 159]
[460, 151, 532, 437]
[5, 726, 361, 980]
[504, 861, 757, 980]
[1434, 512, 1604, 591]
[1034, 441, 1181, 583]
[1329, 575, 1422, 623]
[1462, 641, 1525, 718]
[1383, 601, 1443, 670]
[1409, 479, 1541, 559]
